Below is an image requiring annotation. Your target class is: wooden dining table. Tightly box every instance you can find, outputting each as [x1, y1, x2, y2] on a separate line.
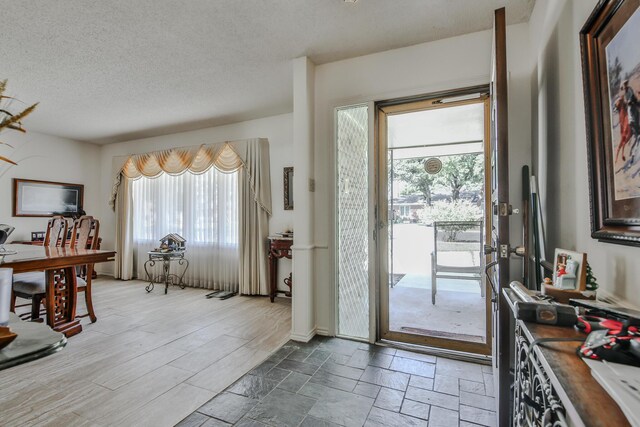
[0, 244, 115, 337]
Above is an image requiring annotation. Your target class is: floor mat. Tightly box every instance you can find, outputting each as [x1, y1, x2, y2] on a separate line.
[390, 273, 406, 286]
[400, 326, 485, 343]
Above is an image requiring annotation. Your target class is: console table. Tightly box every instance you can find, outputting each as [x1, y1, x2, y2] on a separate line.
[268, 237, 292, 302]
[504, 289, 629, 426]
[144, 250, 189, 294]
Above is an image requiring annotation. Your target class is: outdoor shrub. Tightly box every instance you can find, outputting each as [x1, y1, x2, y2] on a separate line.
[420, 199, 483, 224]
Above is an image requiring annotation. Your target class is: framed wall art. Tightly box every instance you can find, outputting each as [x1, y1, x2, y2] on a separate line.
[284, 167, 293, 210]
[13, 179, 84, 217]
[581, 0, 640, 246]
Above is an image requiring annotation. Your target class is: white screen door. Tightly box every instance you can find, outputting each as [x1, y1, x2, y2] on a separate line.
[336, 104, 370, 339]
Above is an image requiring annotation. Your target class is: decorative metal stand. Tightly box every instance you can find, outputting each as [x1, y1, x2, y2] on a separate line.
[144, 251, 189, 294]
[513, 322, 567, 427]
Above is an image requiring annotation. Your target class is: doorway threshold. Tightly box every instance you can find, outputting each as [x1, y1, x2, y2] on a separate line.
[378, 338, 492, 365]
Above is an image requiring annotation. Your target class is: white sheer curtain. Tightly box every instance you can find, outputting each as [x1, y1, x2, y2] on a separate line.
[131, 167, 239, 291]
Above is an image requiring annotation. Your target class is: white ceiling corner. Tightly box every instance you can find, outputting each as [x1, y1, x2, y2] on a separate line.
[0, 0, 535, 144]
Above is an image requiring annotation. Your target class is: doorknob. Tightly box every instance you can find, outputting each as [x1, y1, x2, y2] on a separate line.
[484, 243, 525, 258]
[510, 245, 526, 257]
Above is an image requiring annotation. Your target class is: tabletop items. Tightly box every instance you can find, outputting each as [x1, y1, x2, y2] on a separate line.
[507, 283, 640, 426]
[154, 233, 186, 253]
[0, 313, 66, 371]
[0, 268, 12, 327]
[0, 224, 15, 245]
[0, 326, 17, 351]
[0, 268, 16, 350]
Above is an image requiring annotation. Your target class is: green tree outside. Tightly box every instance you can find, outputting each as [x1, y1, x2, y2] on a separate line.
[393, 153, 484, 203]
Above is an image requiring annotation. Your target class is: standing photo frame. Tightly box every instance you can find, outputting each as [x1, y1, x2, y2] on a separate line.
[552, 248, 587, 291]
[13, 178, 84, 217]
[581, 0, 640, 246]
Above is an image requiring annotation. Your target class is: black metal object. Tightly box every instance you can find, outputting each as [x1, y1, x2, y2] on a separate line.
[531, 177, 542, 291]
[144, 251, 189, 294]
[522, 166, 530, 288]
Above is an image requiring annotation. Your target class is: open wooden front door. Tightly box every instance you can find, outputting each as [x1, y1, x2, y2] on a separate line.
[489, 7, 511, 425]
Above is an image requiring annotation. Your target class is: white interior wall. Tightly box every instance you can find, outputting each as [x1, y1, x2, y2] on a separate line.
[313, 24, 533, 335]
[0, 132, 101, 241]
[529, 0, 640, 308]
[96, 113, 294, 289]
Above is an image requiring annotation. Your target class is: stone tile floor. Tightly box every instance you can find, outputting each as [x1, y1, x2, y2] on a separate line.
[177, 336, 496, 427]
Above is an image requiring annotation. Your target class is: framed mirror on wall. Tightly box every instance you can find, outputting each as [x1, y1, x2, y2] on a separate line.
[13, 178, 84, 217]
[284, 167, 293, 210]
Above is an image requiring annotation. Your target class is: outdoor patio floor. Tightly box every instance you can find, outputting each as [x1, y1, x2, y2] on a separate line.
[389, 223, 487, 344]
[390, 275, 486, 343]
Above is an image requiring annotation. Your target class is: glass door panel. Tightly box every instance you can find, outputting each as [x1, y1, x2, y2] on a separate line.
[379, 96, 491, 355]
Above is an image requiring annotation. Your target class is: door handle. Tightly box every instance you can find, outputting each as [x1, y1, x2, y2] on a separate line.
[483, 244, 524, 304]
[484, 260, 499, 303]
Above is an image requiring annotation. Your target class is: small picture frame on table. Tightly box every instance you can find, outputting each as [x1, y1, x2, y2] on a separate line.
[552, 249, 587, 291]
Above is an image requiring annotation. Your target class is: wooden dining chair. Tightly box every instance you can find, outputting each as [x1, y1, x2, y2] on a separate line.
[11, 216, 68, 320]
[69, 216, 100, 323]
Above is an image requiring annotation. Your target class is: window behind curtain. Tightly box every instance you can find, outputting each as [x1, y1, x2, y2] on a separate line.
[131, 167, 239, 290]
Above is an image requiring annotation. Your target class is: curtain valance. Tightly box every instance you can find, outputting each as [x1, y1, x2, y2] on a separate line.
[109, 138, 271, 216]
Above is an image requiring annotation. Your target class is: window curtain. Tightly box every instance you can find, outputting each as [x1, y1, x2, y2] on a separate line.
[110, 138, 272, 295]
[114, 174, 134, 280]
[131, 169, 239, 290]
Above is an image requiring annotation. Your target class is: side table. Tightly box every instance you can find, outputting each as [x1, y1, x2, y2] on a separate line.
[144, 250, 189, 294]
[268, 237, 292, 302]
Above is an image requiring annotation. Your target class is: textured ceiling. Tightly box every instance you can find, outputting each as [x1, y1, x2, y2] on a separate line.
[1, 0, 535, 144]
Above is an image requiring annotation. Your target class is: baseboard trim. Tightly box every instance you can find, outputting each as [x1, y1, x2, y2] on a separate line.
[315, 327, 331, 336]
[290, 328, 317, 343]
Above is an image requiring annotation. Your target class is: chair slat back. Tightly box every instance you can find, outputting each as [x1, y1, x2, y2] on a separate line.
[433, 220, 483, 266]
[70, 216, 100, 249]
[44, 216, 68, 248]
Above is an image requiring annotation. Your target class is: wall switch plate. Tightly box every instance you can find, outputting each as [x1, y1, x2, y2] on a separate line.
[309, 178, 316, 192]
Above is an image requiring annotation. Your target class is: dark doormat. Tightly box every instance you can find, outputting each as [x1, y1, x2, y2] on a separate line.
[391, 273, 406, 286]
[400, 326, 484, 343]
[205, 290, 237, 300]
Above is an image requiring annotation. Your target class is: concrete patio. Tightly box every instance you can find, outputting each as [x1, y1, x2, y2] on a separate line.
[389, 224, 486, 343]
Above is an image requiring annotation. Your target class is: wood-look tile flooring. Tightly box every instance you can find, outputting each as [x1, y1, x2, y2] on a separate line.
[0, 277, 292, 427]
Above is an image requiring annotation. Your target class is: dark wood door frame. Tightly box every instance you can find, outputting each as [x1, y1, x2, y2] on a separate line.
[490, 7, 511, 426]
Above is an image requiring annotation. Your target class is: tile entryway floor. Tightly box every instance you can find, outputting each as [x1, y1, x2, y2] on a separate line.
[177, 336, 496, 427]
